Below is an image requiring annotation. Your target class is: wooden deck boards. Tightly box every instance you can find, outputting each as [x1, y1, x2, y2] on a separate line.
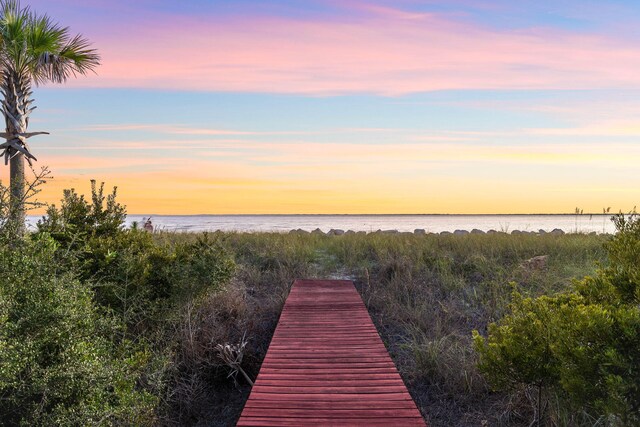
[237, 279, 426, 426]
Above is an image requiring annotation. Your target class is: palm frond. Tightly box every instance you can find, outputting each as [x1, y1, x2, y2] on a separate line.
[27, 14, 66, 54]
[0, 0, 32, 71]
[38, 33, 100, 84]
[0, 0, 100, 84]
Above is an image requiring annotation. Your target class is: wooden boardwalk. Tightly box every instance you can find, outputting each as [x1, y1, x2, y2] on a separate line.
[237, 279, 425, 426]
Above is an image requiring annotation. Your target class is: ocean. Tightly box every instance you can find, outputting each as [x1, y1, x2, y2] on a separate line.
[26, 214, 617, 234]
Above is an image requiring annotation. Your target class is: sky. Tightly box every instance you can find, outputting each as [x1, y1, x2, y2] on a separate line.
[2, 0, 640, 214]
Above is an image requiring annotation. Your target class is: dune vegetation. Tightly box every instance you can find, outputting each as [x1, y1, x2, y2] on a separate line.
[3, 180, 639, 426]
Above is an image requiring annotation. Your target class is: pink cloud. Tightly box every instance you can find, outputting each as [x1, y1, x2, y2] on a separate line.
[70, 124, 412, 136]
[50, 5, 640, 95]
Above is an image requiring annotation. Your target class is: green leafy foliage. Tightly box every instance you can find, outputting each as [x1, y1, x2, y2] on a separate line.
[0, 234, 156, 426]
[0, 181, 235, 425]
[37, 182, 235, 332]
[474, 213, 640, 424]
[85, 230, 235, 331]
[38, 180, 126, 248]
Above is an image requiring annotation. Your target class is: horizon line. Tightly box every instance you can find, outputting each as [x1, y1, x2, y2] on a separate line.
[113, 213, 625, 217]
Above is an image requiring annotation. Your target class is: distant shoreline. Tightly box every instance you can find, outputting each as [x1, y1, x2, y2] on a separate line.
[26, 213, 621, 234]
[121, 213, 620, 217]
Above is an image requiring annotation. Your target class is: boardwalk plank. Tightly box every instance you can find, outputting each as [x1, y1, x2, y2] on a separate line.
[241, 408, 423, 417]
[248, 392, 413, 401]
[243, 400, 418, 410]
[237, 417, 425, 427]
[237, 279, 426, 426]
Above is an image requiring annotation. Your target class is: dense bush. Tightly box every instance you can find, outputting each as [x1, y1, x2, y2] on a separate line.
[474, 214, 640, 425]
[37, 183, 235, 333]
[0, 234, 156, 426]
[1, 181, 236, 425]
[38, 180, 126, 243]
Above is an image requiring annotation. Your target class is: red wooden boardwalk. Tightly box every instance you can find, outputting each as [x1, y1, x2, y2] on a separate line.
[237, 279, 426, 426]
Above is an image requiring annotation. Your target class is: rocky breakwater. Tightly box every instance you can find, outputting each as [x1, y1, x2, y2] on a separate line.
[287, 228, 580, 235]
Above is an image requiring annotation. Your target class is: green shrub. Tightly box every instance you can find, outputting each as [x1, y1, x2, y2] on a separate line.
[28, 182, 236, 423]
[38, 180, 126, 245]
[85, 231, 234, 332]
[474, 213, 640, 424]
[0, 234, 156, 426]
[171, 233, 237, 302]
[37, 184, 235, 333]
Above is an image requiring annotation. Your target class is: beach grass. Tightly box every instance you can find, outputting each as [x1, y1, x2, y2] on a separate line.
[160, 231, 608, 426]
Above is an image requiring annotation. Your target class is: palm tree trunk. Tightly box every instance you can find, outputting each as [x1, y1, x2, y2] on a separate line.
[9, 152, 25, 235]
[2, 69, 33, 237]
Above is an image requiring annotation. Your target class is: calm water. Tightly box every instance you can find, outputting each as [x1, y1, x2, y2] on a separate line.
[25, 214, 616, 234]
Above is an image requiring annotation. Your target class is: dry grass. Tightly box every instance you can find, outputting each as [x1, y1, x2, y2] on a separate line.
[160, 231, 608, 426]
[158, 232, 321, 426]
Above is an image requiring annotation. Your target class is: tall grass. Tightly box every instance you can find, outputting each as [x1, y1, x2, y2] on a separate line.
[162, 231, 607, 426]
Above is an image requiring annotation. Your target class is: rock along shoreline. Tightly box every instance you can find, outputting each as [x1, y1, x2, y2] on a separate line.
[287, 228, 603, 236]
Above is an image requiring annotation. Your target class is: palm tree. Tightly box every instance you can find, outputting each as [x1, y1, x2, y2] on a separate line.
[0, 0, 99, 235]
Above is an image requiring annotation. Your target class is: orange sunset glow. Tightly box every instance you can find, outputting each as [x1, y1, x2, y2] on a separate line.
[2, 0, 639, 214]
